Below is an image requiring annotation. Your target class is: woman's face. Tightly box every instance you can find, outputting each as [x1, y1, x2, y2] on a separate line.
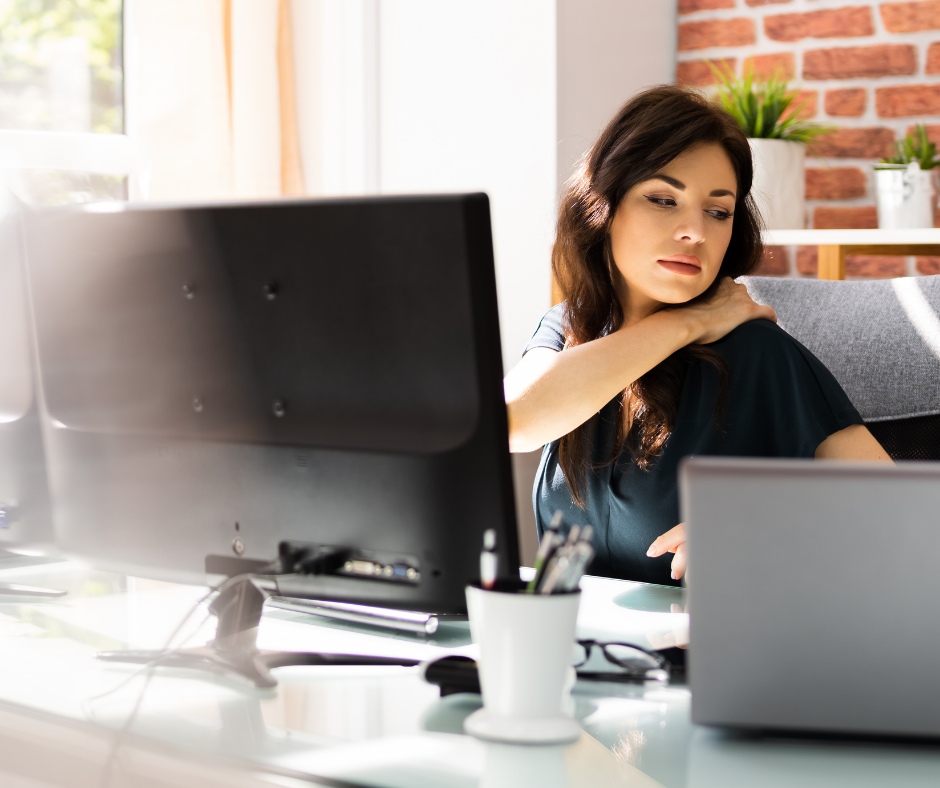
[608, 141, 738, 321]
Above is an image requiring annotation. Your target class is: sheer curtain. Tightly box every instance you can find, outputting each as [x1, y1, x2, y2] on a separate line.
[125, 0, 304, 201]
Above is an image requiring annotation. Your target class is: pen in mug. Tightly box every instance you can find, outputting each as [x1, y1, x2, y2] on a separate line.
[559, 540, 595, 593]
[527, 511, 564, 593]
[480, 528, 497, 590]
[538, 545, 572, 594]
[543, 525, 596, 594]
[538, 522, 584, 593]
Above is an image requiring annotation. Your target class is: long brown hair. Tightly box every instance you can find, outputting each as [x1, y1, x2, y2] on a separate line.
[553, 85, 763, 507]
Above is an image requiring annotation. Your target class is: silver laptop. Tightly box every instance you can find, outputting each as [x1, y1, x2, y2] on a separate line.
[681, 457, 940, 739]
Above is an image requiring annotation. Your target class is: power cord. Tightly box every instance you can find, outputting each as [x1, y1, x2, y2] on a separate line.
[94, 572, 279, 788]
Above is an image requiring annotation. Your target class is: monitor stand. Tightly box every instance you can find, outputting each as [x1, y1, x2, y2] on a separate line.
[96, 578, 419, 688]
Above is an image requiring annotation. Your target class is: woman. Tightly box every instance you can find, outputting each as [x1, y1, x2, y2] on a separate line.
[505, 85, 890, 586]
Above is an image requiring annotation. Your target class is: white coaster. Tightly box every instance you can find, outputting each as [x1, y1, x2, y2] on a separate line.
[463, 708, 582, 745]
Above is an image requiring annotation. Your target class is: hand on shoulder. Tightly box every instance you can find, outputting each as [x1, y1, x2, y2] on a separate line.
[679, 277, 777, 346]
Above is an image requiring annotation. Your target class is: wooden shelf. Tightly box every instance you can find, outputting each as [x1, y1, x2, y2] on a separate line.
[761, 229, 940, 279]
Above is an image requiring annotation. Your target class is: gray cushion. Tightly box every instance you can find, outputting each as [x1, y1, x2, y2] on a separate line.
[740, 275, 940, 422]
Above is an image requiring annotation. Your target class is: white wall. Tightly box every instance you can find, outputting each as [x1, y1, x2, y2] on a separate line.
[377, 1, 557, 369]
[291, 0, 380, 196]
[556, 0, 678, 191]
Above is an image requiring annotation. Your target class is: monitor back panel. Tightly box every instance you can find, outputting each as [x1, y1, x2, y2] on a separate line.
[681, 457, 940, 738]
[24, 195, 517, 612]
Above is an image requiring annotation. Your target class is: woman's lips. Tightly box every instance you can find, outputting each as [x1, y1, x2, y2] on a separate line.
[657, 255, 702, 276]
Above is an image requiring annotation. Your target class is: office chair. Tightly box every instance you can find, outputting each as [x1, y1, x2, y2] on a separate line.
[741, 275, 940, 461]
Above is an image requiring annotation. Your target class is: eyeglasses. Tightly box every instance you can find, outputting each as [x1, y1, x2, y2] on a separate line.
[573, 640, 670, 683]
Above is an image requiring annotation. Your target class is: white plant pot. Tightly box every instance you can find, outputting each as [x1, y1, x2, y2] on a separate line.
[748, 138, 806, 230]
[874, 162, 937, 230]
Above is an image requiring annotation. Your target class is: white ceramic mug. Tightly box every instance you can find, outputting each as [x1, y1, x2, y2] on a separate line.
[463, 584, 582, 745]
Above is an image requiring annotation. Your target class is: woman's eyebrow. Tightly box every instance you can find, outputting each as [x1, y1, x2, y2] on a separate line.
[651, 175, 736, 200]
[652, 175, 685, 190]
[652, 173, 735, 197]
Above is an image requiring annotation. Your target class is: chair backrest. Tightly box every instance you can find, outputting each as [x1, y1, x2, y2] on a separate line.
[741, 275, 940, 461]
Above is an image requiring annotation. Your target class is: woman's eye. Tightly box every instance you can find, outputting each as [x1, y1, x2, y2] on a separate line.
[706, 209, 734, 221]
[645, 196, 676, 208]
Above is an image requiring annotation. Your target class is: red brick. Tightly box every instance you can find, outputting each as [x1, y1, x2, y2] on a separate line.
[916, 256, 940, 274]
[679, 0, 735, 13]
[757, 245, 790, 276]
[746, 0, 792, 5]
[906, 123, 940, 144]
[805, 167, 867, 199]
[809, 127, 896, 158]
[765, 7, 874, 41]
[803, 45, 916, 80]
[825, 88, 866, 117]
[813, 205, 878, 229]
[678, 19, 756, 51]
[744, 52, 796, 80]
[797, 246, 819, 276]
[927, 42, 940, 74]
[845, 256, 907, 277]
[782, 90, 819, 120]
[880, 1, 940, 33]
[676, 58, 737, 86]
[876, 85, 940, 118]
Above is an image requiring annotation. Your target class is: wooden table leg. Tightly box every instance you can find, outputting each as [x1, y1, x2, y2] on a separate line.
[818, 245, 846, 280]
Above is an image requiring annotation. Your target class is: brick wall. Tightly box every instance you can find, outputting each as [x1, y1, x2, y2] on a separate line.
[677, 0, 940, 278]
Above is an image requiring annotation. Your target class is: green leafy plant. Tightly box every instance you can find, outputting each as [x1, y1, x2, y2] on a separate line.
[708, 61, 832, 144]
[879, 125, 940, 169]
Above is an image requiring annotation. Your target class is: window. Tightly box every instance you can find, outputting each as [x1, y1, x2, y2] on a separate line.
[0, 0, 126, 204]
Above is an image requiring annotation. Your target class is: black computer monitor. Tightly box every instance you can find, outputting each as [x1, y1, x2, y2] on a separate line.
[23, 195, 519, 616]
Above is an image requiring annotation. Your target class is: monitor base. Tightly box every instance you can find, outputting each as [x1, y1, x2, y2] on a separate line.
[0, 582, 66, 598]
[97, 579, 419, 688]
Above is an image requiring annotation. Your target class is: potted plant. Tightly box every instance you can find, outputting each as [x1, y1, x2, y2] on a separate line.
[874, 125, 940, 230]
[709, 64, 831, 230]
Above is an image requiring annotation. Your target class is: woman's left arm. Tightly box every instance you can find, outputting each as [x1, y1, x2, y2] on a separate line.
[814, 423, 892, 461]
[649, 425, 893, 580]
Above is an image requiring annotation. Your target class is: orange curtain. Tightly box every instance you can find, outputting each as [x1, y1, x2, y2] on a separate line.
[277, 0, 304, 196]
[222, 0, 305, 197]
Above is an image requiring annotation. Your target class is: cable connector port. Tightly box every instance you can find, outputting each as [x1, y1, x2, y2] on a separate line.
[341, 560, 419, 582]
[277, 542, 351, 576]
[275, 542, 421, 585]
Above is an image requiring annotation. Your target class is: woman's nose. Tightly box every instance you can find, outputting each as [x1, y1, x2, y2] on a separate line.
[674, 209, 706, 244]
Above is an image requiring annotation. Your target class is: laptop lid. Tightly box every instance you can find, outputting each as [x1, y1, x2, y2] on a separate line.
[681, 457, 940, 738]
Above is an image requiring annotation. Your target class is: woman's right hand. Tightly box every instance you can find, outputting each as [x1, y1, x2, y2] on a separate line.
[680, 277, 777, 345]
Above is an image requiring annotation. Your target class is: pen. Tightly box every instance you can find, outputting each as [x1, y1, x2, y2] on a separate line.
[565, 524, 582, 546]
[545, 525, 596, 594]
[527, 511, 564, 593]
[558, 541, 594, 592]
[539, 543, 573, 594]
[480, 528, 497, 590]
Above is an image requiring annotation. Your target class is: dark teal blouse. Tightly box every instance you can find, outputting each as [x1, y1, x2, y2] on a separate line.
[526, 305, 863, 586]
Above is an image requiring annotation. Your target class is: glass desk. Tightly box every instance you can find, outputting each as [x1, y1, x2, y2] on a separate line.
[0, 557, 937, 788]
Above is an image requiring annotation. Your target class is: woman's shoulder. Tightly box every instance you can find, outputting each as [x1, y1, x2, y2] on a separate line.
[714, 317, 798, 354]
[710, 317, 843, 389]
[523, 302, 568, 356]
